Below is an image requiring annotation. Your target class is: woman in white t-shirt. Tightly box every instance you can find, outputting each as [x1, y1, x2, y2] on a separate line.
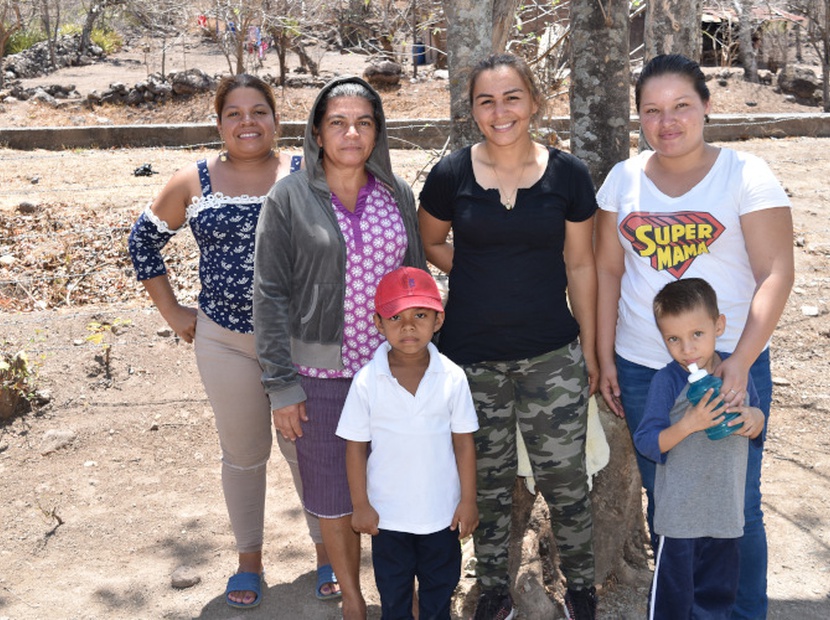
[595, 54, 793, 620]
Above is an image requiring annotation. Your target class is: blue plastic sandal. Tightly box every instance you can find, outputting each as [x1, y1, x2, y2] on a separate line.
[225, 571, 263, 609]
[315, 564, 341, 601]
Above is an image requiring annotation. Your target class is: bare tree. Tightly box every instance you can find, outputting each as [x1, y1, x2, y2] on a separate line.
[569, 0, 651, 588]
[734, 0, 759, 82]
[205, 0, 274, 75]
[445, 0, 492, 148]
[124, 0, 189, 76]
[445, 0, 520, 149]
[262, 0, 329, 84]
[640, 1, 702, 151]
[645, 0, 703, 61]
[570, 0, 631, 187]
[39, 0, 60, 68]
[80, 0, 123, 58]
[788, 0, 830, 111]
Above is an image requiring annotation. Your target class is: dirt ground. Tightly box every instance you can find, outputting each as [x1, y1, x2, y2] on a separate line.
[1, 38, 830, 620]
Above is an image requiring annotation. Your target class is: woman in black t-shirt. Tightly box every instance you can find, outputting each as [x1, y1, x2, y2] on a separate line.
[418, 53, 599, 620]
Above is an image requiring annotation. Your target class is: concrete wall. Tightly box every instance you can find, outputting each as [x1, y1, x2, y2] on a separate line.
[1, 114, 829, 151]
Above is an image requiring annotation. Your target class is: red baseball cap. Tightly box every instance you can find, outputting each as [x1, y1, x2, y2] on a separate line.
[375, 267, 444, 318]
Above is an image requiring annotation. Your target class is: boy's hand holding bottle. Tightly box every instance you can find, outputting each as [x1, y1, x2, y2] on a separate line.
[683, 388, 729, 435]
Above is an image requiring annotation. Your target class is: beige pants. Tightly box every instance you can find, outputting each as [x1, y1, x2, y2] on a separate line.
[194, 309, 321, 552]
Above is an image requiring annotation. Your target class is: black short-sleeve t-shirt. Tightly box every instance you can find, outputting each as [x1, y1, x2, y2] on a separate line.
[419, 146, 597, 365]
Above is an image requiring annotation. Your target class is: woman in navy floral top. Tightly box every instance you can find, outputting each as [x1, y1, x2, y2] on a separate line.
[128, 74, 339, 609]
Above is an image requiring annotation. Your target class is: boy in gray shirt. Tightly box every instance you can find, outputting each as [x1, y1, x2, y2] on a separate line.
[634, 278, 764, 619]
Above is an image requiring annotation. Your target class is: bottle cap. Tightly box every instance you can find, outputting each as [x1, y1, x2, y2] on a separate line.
[687, 363, 708, 383]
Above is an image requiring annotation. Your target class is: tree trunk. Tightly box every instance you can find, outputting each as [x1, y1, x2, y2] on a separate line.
[569, 0, 631, 187]
[80, 2, 106, 57]
[569, 0, 651, 589]
[641, 1, 702, 151]
[824, 0, 830, 113]
[295, 42, 318, 76]
[276, 33, 287, 85]
[644, 0, 703, 62]
[734, 0, 759, 83]
[40, 0, 57, 69]
[445, 0, 494, 149]
[492, 0, 520, 53]
[445, 0, 520, 150]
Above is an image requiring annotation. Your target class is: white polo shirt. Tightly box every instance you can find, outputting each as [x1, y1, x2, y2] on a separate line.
[336, 341, 479, 535]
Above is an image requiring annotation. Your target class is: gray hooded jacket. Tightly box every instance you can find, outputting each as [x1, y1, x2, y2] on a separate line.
[253, 76, 426, 411]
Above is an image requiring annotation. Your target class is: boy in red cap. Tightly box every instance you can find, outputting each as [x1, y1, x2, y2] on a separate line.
[336, 266, 479, 620]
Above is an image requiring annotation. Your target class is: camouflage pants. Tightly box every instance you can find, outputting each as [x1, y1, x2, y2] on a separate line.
[464, 341, 595, 592]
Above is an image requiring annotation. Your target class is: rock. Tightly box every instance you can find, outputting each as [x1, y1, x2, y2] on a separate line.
[3, 34, 103, 79]
[0, 255, 14, 265]
[433, 69, 449, 80]
[363, 60, 402, 89]
[170, 68, 214, 96]
[802, 305, 820, 317]
[283, 75, 327, 89]
[171, 565, 201, 589]
[157, 328, 173, 338]
[32, 388, 52, 407]
[40, 429, 77, 455]
[17, 201, 37, 214]
[31, 89, 59, 108]
[778, 67, 822, 106]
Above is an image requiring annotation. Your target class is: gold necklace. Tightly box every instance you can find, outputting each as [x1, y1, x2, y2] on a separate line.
[489, 145, 534, 210]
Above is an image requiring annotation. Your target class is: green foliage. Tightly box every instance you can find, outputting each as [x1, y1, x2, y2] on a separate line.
[85, 318, 132, 346]
[86, 318, 131, 384]
[6, 28, 46, 55]
[59, 24, 83, 36]
[90, 28, 123, 54]
[59, 24, 123, 54]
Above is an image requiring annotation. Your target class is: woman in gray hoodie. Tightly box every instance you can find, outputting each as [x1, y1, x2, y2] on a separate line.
[253, 76, 425, 618]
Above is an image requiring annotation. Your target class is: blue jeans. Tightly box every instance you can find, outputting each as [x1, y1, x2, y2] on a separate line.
[616, 349, 771, 620]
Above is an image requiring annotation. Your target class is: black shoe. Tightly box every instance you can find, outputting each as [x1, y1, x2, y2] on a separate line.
[563, 585, 597, 620]
[473, 588, 515, 620]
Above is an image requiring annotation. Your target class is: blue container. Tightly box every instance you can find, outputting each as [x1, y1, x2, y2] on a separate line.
[413, 42, 426, 66]
[686, 363, 743, 440]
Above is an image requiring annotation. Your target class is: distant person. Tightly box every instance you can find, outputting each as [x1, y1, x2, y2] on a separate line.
[128, 74, 339, 609]
[419, 53, 598, 620]
[336, 266, 479, 620]
[595, 53, 794, 619]
[634, 278, 764, 618]
[253, 76, 426, 620]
